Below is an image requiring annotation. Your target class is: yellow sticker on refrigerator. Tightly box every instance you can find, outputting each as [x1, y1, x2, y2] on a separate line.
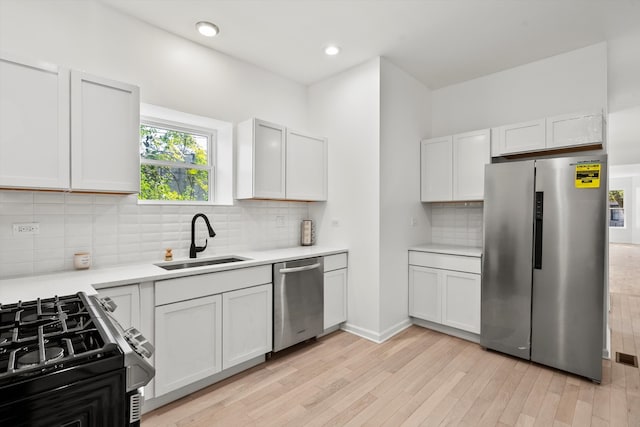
[575, 163, 601, 188]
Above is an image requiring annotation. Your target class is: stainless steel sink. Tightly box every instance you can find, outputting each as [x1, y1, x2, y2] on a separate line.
[156, 256, 249, 271]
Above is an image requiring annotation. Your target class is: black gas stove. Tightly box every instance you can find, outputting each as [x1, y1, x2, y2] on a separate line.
[0, 292, 154, 427]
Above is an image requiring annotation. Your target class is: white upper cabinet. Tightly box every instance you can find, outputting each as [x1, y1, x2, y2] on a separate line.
[421, 129, 490, 202]
[495, 119, 546, 156]
[546, 111, 603, 149]
[237, 118, 286, 199]
[493, 111, 604, 156]
[452, 129, 491, 200]
[0, 53, 70, 190]
[237, 118, 327, 201]
[0, 53, 140, 193]
[420, 136, 453, 202]
[70, 71, 140, 193]
[286, 130, 327, 201]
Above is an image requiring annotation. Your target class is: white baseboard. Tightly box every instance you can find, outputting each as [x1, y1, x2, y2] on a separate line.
[379, 319, 412, 342]
[603, 326, 611, 359]
[342, 318, 412, 344]
[342, 323, 383, 343]
[411, 317, 480, 344]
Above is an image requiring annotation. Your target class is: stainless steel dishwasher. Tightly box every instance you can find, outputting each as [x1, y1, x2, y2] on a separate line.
[273, 257, 324, 352]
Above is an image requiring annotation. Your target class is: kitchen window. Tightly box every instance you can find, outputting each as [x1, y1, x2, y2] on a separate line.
[138, 103, 234, 205]
[609, 189, 625, 227]
[139, 120, 215, 203]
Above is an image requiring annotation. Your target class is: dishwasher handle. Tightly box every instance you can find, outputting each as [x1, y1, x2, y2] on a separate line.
[279, 263, 321, 274]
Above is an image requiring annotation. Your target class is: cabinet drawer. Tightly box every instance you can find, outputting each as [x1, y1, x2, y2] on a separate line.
[324, 253, 347, 272]
[409, 251, 480, 274]
[156, 265, 272, 306]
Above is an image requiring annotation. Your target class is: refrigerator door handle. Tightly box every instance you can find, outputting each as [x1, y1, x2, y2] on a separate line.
[534, 191, 544, 269]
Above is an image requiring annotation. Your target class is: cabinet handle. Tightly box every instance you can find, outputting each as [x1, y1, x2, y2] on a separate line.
[279, 263, 321, 274]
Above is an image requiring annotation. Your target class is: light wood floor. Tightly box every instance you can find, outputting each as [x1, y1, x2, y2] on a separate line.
[143, 248, 640, 426]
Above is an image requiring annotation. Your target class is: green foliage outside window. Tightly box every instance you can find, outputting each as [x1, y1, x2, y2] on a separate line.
[608, 189, 624, 208]
[139, 125, 210, 201]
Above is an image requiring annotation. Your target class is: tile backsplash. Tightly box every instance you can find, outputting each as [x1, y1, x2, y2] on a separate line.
[0, 191, 309, 279]
[430, 202, 483, 247]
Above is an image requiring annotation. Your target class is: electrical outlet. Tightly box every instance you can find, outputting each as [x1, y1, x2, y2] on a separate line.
[13, 223, 40, 235]
[410, 217, 418, 227]
[275, 215, 285, 227]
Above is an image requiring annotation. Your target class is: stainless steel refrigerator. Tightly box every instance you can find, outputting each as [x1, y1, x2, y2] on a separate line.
[481, 154, 607, 382]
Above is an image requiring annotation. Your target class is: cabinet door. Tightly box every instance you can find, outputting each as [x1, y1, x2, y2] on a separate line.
[420, 137, 453, 202]
[222, 284, 272, 370]
[441, 271, 480, 333]
[286, 130, 327, 201]
[546, 111, 603, 149]
[253, 119, 286, 199]
[97, 284, 140, 330]
[324, 268, 347, 329]
[496, 119, 546, 155]
[70, 71, 139, 193]
[453, 129, 490, 200]
[408, 265, 442, 323]
[0, 54, 70, 189]
[154, 295, 222, 396]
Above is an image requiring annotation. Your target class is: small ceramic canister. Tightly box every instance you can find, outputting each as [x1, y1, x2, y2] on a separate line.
[74, 252, 91, 270]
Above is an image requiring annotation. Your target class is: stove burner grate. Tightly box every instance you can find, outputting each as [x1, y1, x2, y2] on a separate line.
[16, 346, 65, 369]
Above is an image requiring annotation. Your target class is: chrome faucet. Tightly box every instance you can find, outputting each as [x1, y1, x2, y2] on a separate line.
[190, 213, 216, 258]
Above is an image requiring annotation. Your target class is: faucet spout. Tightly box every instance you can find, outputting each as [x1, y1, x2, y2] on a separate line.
[190, 213, 216, 258]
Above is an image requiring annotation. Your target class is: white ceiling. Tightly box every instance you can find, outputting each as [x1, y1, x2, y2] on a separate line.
[99, 0, 640, 89]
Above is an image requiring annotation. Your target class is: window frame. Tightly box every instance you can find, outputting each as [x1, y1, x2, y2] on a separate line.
[138, 116, 217, 205]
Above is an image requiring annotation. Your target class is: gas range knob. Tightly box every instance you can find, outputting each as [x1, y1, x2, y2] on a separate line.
[98, 296, 117, 313]
[123, 327, 154, 359]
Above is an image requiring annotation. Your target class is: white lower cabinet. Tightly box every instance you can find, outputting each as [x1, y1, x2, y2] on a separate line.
[222, 284, 272, 370]
[323, 253, 348, 330]
[152, 265, 272, 398]
[96, 283, 140, 330]
[408, 266, 441, 323]
[408, 251, 481, 335]
[324, 269, 347, 329]
[154, 295, 222, 397]
[441, 271, 481, 334]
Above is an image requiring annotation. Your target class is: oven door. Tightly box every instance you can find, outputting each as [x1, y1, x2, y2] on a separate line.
[0, 365, 129, 427]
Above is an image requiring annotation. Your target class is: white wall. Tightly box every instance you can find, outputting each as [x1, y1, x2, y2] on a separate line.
[0, 0, 308, 129]
[379, 58, 432, 336]
[431, 43, 607, 136]
[608, 30, 640, 166]
[308, 58, 382, 339]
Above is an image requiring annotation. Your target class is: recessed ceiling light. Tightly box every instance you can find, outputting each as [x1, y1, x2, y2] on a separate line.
[324, 45, 340, 56]
[196, 21, 219, 37]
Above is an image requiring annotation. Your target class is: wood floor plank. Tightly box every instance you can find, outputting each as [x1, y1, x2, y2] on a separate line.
[478, 360, 529, 427]
[571, 399, 593, 427]
[499, 364, 542, 425]
[532, 392, 561, 427]
[400, 370, 465, 426]
[609, 387, 629, 427]
[592, 383, 611, 422]
[554, 382, 580, 425]
[439, 350, 505, 426]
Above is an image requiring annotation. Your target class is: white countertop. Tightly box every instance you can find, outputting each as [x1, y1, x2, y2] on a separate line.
[0, 246, 347, 304]
[409, 243, 482, 257]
